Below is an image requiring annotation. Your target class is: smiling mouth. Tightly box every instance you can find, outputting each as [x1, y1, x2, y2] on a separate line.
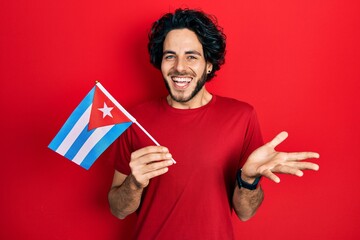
[172, 76, 192, 88]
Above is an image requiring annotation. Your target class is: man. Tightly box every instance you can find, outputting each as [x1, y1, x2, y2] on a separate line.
[108, 8, 319, 239]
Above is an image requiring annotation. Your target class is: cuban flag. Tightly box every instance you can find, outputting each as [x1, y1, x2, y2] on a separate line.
[48, 82, 135, 170]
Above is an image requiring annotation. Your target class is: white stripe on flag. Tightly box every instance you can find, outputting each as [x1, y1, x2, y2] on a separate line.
[72, 125, 113, 165]
[56, 104, 92, 155]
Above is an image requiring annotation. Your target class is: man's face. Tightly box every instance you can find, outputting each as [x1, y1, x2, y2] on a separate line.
[161, 28, 212, 103]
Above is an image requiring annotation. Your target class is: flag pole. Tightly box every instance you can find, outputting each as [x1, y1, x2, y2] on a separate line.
[95, 81, 176, 164]
[133, 121, 176, 164]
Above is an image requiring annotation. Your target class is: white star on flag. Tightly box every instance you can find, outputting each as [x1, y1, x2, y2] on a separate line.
[98, 102, 114, 118]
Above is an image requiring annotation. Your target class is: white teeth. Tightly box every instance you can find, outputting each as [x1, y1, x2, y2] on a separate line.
[172, 77, 192, 83]
[175, 81, 188, 87]
[171, 77, 192, 88]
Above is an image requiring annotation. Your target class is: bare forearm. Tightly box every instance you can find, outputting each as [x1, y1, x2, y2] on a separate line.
[232, 186, 264, 221]
[108, 174, 144, 219]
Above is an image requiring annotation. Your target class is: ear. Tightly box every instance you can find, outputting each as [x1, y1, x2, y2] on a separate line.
[206, 62, 213, 73]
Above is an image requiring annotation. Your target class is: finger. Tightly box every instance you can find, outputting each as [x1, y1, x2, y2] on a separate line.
[287, 161, 320, 171]
[272, 165, 303, 177]
[143, 159, 174, 174]
[142, 152, 173, 165]
[267, 131, 288, 148]
[285, 152, 320, 161]
[130, 159, 173, 185]
[131, 146, 169, 160]
[261, 169, 281, 183]
[131, 152, 173, 168]
[131, 165, 171, 188]
[143, 167, 170, 180]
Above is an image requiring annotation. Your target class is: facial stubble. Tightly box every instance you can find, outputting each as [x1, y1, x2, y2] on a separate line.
[163, 68, 208, 103]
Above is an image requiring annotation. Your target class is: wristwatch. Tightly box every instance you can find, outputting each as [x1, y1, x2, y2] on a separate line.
[236, 169, 261, 190]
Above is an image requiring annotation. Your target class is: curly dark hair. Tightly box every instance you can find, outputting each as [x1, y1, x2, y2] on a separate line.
[148, 8, 226, 81]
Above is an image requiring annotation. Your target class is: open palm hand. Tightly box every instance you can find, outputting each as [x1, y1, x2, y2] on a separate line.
[242, 131, 320, 183]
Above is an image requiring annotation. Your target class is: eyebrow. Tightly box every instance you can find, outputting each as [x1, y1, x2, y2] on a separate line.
[163, 50, 202, 56]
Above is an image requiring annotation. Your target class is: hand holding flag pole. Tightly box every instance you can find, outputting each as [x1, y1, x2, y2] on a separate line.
[49, 81, 175, 170]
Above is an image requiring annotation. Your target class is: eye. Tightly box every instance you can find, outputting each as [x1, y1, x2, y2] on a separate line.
[164, 55, 175, 60]
[187, 55, 197, 60]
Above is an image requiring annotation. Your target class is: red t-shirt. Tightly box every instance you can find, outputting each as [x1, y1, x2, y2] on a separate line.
[111, 95, 263, 240]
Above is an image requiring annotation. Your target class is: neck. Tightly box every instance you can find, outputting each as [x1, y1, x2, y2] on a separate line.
[167, 88, 213, 109]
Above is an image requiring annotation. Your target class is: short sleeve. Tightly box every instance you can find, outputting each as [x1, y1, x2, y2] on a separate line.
[238, 108, 264, 168]
[108, 125, 134, 175]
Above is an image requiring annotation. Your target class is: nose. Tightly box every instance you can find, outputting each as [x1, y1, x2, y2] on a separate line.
[174, 57, 187, 73]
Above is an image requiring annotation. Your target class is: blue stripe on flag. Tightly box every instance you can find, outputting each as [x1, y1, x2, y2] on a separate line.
[80, 122, 132, 170]
[48, 87, 95, 151]
[64, 123, 95, 160]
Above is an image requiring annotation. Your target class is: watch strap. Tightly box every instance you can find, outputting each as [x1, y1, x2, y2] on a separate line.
[236, 169, 261, 190]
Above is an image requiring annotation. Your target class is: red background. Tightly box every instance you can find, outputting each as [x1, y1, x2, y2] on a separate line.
[1, 0, 359, 239]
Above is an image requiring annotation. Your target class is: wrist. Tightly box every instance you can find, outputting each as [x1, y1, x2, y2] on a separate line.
[236, 169, 261, 190]
[128, 174, 145, 191]
[240, 174, 257, 184]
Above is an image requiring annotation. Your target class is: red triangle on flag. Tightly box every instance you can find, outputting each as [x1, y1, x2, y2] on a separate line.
[88, 86, 131, 130]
